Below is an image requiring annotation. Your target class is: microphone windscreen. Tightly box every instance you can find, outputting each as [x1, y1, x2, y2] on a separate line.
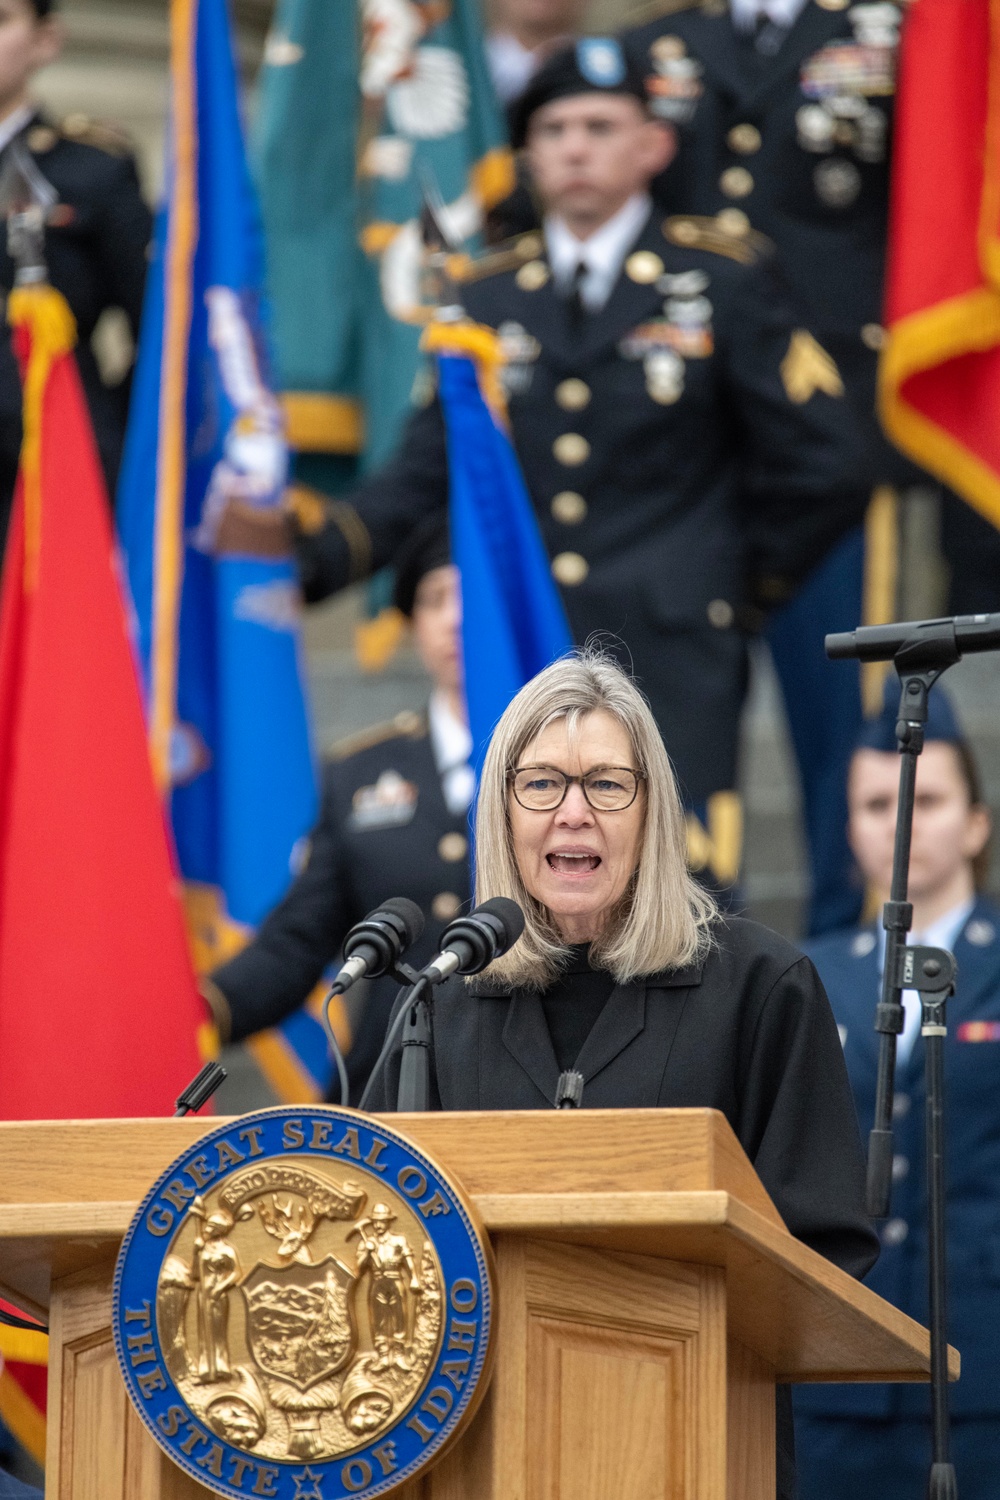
[380, 896, 425, 945]
[478, 896, 525, 950]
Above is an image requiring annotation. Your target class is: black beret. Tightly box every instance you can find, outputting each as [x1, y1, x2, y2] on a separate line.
[391, 514, 451, 617]
[510, 39, 650, 149]
[855, 676, 964, 754]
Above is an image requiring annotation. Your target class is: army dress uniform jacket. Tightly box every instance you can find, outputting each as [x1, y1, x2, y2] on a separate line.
[295, 211, 867, 801]
[622, 0, 905, 482]
[795, 897, 1000, 1419]
[0, 111, 152, 544]
[210, 711, 471, 1100]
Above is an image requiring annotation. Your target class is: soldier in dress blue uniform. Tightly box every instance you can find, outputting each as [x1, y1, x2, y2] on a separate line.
[621, 0, 1000, 936]
[794, 686, 1000, 1496]
[0, 0, 152, 552]
[201, 520, 474, 1103]
[240, 40, 868, 880]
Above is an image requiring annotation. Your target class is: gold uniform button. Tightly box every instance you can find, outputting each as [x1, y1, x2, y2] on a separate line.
[727, 123, 762, 155]
[432, 891, 463, 921]
[861, 322, 886, 350]
[516, 232, 544, 259]
[516, 259, 550, 291]
[551, 490, 588, 524]
[625, 250, 665, 284]
[552, 551, 589, 586]
[555, 377, 591, 411]
[707, 598, 735, 629]
[27, 126, 57, 153]
[553, 432, 590, 466]
[816, 0, 849, 9]
[716, 208, 751, 237]
[720, 166, 754, 198]
[437, 832, 468, 863]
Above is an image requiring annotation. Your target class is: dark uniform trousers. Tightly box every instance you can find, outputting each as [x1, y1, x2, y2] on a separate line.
[294, 209, 867, 809]
[0, 112, 152, 550]
[365, 915, 881, 1500]
[209, 711, 471, 1101]
[796, 899, 1000, 1496]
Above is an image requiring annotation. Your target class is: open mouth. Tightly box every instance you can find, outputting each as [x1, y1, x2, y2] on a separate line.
[547, 852, 601, 874]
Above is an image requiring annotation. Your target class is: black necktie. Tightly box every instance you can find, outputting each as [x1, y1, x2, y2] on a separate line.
[753, 9, 788, 54]
[566, 259, 587, 334]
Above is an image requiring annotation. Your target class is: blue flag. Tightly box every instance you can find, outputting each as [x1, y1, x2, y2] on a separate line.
[116, 0, 332, 1100]
[431, 334, 573, 775]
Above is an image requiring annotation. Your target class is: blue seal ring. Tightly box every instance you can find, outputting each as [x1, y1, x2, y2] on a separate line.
[113, 1107, 495, 1499]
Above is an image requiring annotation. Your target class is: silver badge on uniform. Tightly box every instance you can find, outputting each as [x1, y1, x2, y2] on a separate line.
[644, 347, 685, 405]
[645, 35, 705, 125]
[814, 157, 862, 206]
[497, 320, 541, 397]
[848, 2, 901, 48]
[349, 769, 419, 830]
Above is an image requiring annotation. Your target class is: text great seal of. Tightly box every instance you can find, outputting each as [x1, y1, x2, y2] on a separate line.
[113, 1106, 495, 1499]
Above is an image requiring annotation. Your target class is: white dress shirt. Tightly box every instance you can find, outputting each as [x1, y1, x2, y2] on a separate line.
[428, 691, 475, 816]
[877, 898, 975, 1064]
[730, 0, 808, 30]
[545, 193, 652, 313]
[0, 104, 36, 158]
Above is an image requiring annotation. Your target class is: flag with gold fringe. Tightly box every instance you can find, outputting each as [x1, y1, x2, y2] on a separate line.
[423, 319, 572, 773]
[254, 0, 514, 669]
[116, 0, 338, 1103]
[0, 281, 207, 1462]
[880, 0, 1000, 526]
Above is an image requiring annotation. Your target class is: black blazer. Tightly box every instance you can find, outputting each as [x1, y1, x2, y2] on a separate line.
[369, 914, 879, 1282]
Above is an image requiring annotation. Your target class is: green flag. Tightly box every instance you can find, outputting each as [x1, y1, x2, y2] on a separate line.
[254, 0, 513, 474]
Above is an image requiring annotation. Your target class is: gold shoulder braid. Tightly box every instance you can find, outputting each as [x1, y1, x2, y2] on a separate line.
[455, 232, 546, 284]
[59, 112, 135, 157]
[329, 710, 427, 762]
[662, 214, 773, 265]
[623, 0, 706, 24]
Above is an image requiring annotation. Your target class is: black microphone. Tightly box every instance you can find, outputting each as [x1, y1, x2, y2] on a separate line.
[330, 897, 425, 995]
[826, 612, 1000, 664]
[420, 897, 525, 983]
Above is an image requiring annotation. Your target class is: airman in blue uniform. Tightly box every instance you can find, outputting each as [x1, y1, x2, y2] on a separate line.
[794, 686, 1000, 1496]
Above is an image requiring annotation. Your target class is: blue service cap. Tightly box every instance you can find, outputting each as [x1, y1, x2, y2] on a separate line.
[855, 676, 964, 754]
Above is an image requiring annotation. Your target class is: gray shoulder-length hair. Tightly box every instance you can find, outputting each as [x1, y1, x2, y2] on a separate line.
[473, 649, 718, 990]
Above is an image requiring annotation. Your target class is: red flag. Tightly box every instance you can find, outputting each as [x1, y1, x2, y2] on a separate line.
[0, 284, 208, 1119]
[880, 0, 1000, 523]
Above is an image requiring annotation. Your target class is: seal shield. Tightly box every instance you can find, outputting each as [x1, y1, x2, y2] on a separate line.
[113, 1107, 495, 1498]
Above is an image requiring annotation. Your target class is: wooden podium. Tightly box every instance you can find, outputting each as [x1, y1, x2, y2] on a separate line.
[0, 1109, 952, 1500]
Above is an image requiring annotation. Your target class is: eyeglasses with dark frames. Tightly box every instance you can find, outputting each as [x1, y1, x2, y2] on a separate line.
[509, 765, 645, 812]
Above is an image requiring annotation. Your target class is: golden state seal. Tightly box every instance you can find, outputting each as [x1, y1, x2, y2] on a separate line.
[113, 1107, 495, 1498]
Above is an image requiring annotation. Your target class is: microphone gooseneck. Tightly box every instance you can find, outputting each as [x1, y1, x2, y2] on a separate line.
[334, 896, 425, 992]
[420, 896, 525, 983]
[323, 896, 425, 1109]
[359, 898, 526, 1114]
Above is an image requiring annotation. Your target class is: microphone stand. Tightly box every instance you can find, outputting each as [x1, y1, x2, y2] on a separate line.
[859, 640, 962, 1500]
[396, 969, 434, 1112]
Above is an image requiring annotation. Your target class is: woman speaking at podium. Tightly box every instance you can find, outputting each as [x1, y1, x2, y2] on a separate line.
[367, 650, 878, 1494]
